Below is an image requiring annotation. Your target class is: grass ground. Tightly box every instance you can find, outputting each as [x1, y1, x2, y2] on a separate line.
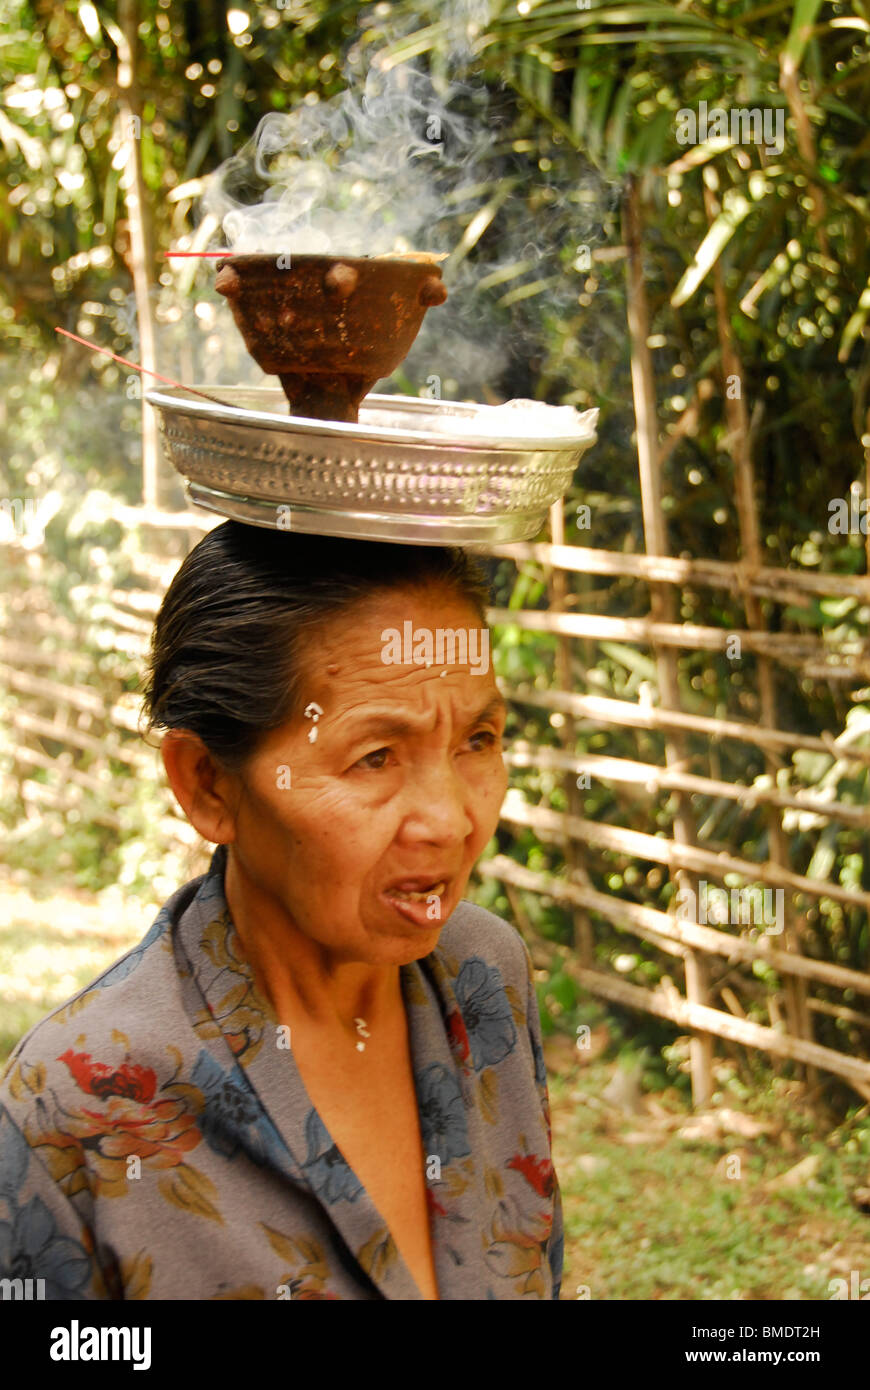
[2, 874, 870, 1300]
[548, 1053, 870, 1300]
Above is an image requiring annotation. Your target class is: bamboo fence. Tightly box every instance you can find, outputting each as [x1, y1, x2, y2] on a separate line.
[2, 182, 869, 1104]
[3, 469, 869, 1105]
[476, 179, 870, 1107]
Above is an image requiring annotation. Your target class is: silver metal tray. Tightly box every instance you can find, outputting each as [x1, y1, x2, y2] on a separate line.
[145, 386, 598, 545]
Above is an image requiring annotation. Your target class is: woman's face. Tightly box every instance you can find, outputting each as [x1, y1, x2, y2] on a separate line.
[221, 584, 508, 966]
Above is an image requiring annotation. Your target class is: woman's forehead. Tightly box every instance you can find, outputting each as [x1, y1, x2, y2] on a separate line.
[327, 687, 506, 738]
[300, 588, 489, 670]
[303, 656, 503, 724]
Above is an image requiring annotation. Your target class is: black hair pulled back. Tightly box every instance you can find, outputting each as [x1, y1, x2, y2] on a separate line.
[141, 521, 492, 774]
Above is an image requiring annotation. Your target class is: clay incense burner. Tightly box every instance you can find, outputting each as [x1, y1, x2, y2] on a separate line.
[214, 252, 448, 423]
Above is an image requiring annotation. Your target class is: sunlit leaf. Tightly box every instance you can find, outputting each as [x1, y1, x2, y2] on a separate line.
[782, 0, 826, 70]
[838, 272, 870, 363]
[671, 196, 753, 307]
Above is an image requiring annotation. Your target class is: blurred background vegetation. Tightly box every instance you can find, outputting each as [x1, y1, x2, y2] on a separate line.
[2, 0, 870, 1192]
[2, 0, 870, 1299]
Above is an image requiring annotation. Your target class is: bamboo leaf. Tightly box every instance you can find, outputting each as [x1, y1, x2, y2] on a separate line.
[588, 73, 618, 163]
[607, 78, 635, 173]
[671, 195, 753, 307]
[625, 103, 678, 171]
[498, 274, 562, 307]
[570, 63, 591, 140]
[838, 272, 870, 362]
[476, 259, 537, 292]
[443, 182, 519, 278]
[782, 0, 826, 71]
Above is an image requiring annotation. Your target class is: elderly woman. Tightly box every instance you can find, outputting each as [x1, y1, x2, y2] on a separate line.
[0, 522, 562, 1300]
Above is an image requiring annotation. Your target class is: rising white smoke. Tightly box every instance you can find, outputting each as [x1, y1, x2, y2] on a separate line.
[203, 66, 483, 257]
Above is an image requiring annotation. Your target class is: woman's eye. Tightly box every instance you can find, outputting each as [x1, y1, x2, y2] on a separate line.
[353, 746, 392, 771]
[467, 729, 500, 753]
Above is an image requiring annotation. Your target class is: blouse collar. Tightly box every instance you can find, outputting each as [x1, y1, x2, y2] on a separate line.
[172, 844, 493, 1300]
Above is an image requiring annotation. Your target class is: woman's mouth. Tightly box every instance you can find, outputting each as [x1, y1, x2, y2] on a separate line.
[382, 877, 450, 928]
[388, 879, 447, 902]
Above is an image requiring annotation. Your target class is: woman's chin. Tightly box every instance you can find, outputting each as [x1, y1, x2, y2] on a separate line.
[354, 900, 448, 964]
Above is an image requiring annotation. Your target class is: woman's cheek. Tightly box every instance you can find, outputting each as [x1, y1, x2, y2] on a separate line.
[467, 753, 508, 808]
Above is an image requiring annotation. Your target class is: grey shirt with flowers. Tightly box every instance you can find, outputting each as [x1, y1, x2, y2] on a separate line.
[0, 843, 563, 1300]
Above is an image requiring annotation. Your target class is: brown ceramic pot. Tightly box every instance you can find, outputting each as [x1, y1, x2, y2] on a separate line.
[214, 252, 448, 423]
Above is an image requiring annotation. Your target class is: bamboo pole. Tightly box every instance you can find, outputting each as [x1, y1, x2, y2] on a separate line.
[116, 0, 160, 507]
[504, 745, 870, 830]
[545, 498, 596, 966]
[624, 174, 712, 1107]
[578, 970, 870, 1098]
[779, 52, 830, 255]
[488, 606, 866, 669]
[504, 684, 870, 767]
[704, 180, 816, 1085]
[487, 541, 870, 604]
[478, 855, 870, 996]
[500, 797, 870, 911]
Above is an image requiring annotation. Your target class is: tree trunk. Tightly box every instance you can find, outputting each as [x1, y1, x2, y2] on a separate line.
[117, 0, 160, 506]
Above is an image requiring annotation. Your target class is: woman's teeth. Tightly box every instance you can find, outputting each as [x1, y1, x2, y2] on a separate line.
[389, 881, 446, 902]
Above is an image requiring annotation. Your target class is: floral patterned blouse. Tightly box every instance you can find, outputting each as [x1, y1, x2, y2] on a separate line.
[0, 844, 563, 1300]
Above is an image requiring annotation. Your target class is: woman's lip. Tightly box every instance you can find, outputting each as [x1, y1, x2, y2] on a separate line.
[385, 879, 448, 899]
[380, 887, 448, 929]
[384, 876, 451, 895]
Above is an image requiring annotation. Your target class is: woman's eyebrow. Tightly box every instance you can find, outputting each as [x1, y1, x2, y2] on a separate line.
[340, 695, 508, 745]
[470, 695, 508, 729]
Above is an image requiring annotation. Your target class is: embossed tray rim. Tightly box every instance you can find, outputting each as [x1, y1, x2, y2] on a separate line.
[145, 386, 599, 453]
[183, 481, 552, 545]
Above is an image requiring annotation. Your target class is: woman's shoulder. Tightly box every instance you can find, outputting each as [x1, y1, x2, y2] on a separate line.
[0, 896, 183, 1111]
[437, 897, 531, 989]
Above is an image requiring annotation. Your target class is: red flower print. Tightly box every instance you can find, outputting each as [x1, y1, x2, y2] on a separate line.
[426, 1186, 448, 1219]
[446, 1010, 470, 1063]
[59, 1049, 157, 1104]
[507, 1153, 554, 1198]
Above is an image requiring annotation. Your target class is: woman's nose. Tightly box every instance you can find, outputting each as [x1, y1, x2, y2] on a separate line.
[398, 760, 474, 844]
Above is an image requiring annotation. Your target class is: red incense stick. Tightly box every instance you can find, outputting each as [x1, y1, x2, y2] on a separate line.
[54, 327, 229, 406]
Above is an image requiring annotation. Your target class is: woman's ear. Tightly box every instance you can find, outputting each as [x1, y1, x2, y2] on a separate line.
[160, 730, 239, 845]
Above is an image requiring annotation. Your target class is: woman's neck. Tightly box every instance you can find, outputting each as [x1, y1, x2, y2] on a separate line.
[223, 846, 404, 1039]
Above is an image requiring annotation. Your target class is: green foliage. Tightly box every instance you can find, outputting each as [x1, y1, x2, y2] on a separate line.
[3, 0, 870, 1103]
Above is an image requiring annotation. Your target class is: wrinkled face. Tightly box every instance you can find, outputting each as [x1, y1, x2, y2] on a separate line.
[224, 583, 508, 965]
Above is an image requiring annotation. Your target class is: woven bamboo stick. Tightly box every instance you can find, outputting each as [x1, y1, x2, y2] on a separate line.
[808, 998, 870, 1030]
[488, 606, 868, 670]
[0, 640, 94, 673]
[478, 855, 870, 995]
[2, 667, 143, 736]
[505, 744, 868, 828]
[546, 497, 596, 966]
[624, 175, 712, 1107]
[478, 861, 870, 1094]
[499, 796, 870, 911]
[10, 710, 144, 769]
[504, 684, 870, 767]
[3, 667, 107, 716]
[577, 970, 870, 1095]
[11, 746, 127, 803]
[18, 778, 123, 833]
[488, 541, 870, 603]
